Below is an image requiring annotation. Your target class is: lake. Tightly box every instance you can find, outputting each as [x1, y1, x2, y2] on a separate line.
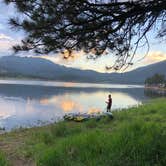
[0, 79, 164, 131]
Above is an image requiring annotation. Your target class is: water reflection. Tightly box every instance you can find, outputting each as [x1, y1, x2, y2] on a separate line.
[144, 88, 166, 98]
[0, 79, 143, 89]
[0, 80, 160, 131]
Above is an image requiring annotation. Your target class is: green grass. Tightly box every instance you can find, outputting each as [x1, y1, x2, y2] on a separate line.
[37, 123, 166, 166]
[0, 152, 8, 166]
[0, 98, 166, 166]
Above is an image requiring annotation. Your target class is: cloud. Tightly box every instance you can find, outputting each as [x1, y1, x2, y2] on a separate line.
[0, 2, 25, 52]
[0, 34, 14, 51]
[143, 51, 166, 64]
[0, 33, 22, 56]
[37, 50, 166, 73]
[128, 51, 166, 71]
[0, 33, 13, 41]
[38, 51, 115, 73]
[134, 51, 166, 65]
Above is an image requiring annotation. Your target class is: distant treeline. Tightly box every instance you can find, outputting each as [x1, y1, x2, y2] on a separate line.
[145, 73, 166, 87]
[0, 73, 44, 80]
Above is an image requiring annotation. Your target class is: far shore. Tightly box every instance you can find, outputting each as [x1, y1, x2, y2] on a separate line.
[0, 77, 144, 86]
[145, 85, 166, 91]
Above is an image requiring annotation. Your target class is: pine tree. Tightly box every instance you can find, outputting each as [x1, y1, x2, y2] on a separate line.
[4, 0, 166, 70]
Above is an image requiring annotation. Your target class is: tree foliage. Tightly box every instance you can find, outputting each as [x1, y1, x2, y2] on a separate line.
[145, 73, 165, 85]
[4, 0, 166, 70]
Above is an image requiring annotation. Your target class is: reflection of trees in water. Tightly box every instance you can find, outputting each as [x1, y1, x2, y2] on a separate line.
[144, 89, 166, 98]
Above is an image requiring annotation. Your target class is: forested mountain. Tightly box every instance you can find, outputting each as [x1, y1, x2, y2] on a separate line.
[0, 56, 165, 84]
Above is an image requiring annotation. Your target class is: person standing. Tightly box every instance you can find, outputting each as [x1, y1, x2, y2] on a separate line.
[106, 94, 112, 112]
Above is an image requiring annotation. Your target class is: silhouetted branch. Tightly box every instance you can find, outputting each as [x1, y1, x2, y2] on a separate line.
[4, 0, 166, 70]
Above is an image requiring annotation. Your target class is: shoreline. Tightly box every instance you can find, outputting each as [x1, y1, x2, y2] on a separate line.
[145, 86, 166, 91]
[0, 77, 144, 86]
[0, 98, 165, 166]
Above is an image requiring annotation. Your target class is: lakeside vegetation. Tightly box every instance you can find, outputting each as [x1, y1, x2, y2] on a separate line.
[0, 98, 166, 166]
[145, 74, 166, 89]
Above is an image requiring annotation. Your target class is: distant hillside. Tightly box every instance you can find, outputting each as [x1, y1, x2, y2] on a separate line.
[0, 56, 105, 82]
[107, 60, 166, 84]
[0, 56, 165, 84]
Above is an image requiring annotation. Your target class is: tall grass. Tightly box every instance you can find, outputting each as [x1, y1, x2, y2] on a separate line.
[0, 152, 8, 166]
[37, 120, 166, 166]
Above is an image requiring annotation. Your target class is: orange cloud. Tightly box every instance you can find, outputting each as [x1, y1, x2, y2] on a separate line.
[126, 51, 166, 71]
[144, 51, 166, 64]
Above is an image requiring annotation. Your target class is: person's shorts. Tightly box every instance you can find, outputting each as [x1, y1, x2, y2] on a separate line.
[107, 106, 111, 109]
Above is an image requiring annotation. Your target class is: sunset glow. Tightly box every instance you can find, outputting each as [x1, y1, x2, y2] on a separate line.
[88, 108, 101, 114]
[34, 50, 166, 73]
[61, 100, 76, 112]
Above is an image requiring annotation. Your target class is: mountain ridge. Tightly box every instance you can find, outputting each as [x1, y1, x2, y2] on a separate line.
[0, 56, 165, 84]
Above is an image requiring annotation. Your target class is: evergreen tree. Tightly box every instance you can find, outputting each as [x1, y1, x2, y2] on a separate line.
[145, 73, 165, 85]
[4, 0, 166, 70]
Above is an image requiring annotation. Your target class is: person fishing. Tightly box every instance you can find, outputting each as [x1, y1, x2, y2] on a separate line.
[106, 94, 112, 112]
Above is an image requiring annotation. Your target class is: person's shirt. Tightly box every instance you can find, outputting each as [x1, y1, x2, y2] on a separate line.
[108, 98, 112, 106]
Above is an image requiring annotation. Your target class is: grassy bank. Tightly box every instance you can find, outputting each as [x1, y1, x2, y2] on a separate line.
[0, 98, 166, 166]
[0, 152, 8, 166]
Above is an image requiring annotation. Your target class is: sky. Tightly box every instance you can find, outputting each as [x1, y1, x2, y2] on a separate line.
[0, 0, 166, 73]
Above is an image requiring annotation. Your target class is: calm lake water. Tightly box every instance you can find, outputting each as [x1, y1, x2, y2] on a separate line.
[0, 79, 164, 131]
